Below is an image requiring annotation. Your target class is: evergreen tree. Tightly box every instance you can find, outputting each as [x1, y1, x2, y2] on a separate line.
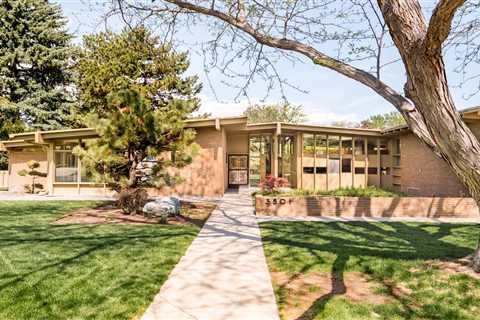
[0, 98, 24, 170]
[74, 89, 199, 192]
[75, 26, 201, 116]
[0, 0, 76, 130]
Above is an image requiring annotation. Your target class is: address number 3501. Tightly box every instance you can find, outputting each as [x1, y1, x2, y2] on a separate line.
[265, 198, 293, 206]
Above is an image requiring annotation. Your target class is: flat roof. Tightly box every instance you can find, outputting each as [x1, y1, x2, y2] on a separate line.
[381, 105, 480, 135]
[3, 106, 480, 148]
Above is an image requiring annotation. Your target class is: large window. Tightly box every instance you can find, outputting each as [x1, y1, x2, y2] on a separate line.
[279, 136, 294, 185]
[379, 139, 389, 155]
[249, 135, 272, 186]
[55, 144, 78, 182]
[367, 139, 378, 155]
[354, 138, 365, 155]
[328, 136, 340, 157]
[303, 134, 315, 157]
[341, 137, 353, 155]
[54, 142, 93, 183]
[315, 135, 327, 157]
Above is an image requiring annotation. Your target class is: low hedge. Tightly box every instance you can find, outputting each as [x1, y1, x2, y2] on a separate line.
[253, 186, 404, 197]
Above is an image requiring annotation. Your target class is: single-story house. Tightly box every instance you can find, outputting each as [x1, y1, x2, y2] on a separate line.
[2, 108, 480, 197]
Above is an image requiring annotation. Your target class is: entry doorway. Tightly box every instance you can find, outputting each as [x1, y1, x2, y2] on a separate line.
[278, 135, 295, 186]
[248, 135, 272, 187]
[228, 154, 249, 188]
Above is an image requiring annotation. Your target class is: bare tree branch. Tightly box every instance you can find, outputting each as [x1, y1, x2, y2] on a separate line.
[157, 0, 413, 114]
[425, 0, 466, 55]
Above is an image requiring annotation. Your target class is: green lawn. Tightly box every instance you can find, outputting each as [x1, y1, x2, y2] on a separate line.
[260, 221, 480, 320]
[0, 201, 199, 320]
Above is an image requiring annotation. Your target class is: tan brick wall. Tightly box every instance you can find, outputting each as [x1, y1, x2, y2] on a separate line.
[154, 127, 226, 197]
[256, 195, 480, 218]
[399, 128, 480, 196]
[9, 148, 48, 193]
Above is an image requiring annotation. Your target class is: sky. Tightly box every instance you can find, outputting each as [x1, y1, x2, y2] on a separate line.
[54, 0, 480, 124]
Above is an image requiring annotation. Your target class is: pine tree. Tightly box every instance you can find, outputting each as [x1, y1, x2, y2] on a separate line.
[0, 98, 24, 170]
[0, 0, 76, 130]
[75, 26, 201, 116]
[74, 89, 199, 204]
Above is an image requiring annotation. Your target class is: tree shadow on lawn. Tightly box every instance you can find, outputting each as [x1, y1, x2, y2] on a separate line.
[0, 215, 199, 319]
[261, 221, 480, 320]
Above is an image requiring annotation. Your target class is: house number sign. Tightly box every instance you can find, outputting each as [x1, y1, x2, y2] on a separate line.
[265, 198, 294, 206]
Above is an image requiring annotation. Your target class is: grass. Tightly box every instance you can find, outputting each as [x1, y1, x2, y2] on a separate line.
[0, 201, 200, 320]
[260, 221, 480, 320]
[255, 186, 403, 197]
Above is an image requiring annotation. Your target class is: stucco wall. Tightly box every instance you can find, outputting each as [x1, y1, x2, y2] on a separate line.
[8, 148, 48, 193]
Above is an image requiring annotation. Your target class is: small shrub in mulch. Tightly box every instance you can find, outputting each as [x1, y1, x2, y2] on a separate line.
[51, 201, 217, 226]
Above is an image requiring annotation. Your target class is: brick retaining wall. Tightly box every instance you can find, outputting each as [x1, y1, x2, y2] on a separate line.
[255, 195, 480, 218]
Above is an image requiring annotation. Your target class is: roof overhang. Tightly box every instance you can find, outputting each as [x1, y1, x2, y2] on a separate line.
[184, 116, 248, 129]
[9, 128, 98, 141]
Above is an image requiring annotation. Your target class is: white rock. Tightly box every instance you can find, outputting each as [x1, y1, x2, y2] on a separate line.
[143, 196, 181, 217]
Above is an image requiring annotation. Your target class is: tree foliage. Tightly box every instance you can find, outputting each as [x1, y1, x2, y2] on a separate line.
[111, 0, 480, 268]
[0, 98, 24, 170]
[75, 26, 201, 117]
[244, 102, 306, 124]
[0, 0, 76, 130]
[17, 160, 47, 194]
[361, 111, 406, 129]
[74, 88, 199, 191]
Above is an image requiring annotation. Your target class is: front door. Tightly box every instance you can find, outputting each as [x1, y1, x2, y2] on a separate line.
[228, 154, 249, 187]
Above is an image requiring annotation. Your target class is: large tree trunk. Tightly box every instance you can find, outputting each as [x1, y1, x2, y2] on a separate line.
[151, 0, 480, 270]
[378, 0, 480, 270]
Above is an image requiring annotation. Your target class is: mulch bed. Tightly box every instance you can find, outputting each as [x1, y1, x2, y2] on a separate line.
[50, 200, 217, 227]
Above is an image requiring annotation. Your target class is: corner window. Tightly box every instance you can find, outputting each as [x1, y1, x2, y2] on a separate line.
[54, 142, 93, 183]
[55, 144, 78, 182]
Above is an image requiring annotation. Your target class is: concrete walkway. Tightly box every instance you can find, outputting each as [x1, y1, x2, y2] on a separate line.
[141, 190, 279, 320]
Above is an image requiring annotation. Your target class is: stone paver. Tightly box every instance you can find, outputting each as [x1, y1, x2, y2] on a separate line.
[141, 191, 279, 320]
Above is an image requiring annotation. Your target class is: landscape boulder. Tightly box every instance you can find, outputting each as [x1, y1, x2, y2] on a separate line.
[142, 196, 181, 218]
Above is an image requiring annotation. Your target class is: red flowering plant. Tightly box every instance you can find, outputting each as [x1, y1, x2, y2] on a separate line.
[259, 175, 289, 194]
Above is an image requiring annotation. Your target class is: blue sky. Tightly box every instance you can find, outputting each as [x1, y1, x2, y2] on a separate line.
[55, 0, 480, 124]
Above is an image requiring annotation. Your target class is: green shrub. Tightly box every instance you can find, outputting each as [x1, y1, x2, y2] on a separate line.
[256, 186, 404, 197]
[117, 188, 149, 215]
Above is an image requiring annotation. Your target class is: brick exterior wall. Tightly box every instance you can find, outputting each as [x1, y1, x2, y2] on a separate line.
[153, 127, 226, 197]
[399, 121, 480, 196]
[255, 195, 480, 218]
